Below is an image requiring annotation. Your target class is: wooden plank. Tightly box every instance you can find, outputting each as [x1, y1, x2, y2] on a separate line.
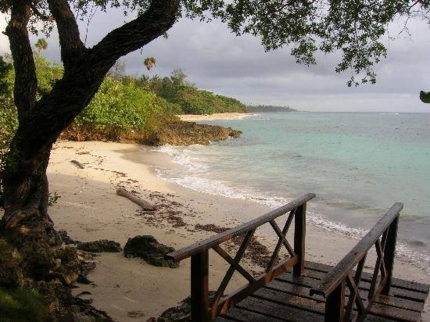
[218, 306, 285, 322]
[214, 316, 237, 322]
[277, 268, 326, 283]
[166, 193, 316, 261]
[373, 294, 426, 313]
[235, 296, 325, 322]
[359, 271, 430, 294]
[363, 315, 399, 322]
[252, 287, 325, 313]
[274, 273, 320, 289]
[368, 303, 422, 322]
[389, 278, 430, 294]
[357, 280, 428, 302]
[305, 260, 333, 273]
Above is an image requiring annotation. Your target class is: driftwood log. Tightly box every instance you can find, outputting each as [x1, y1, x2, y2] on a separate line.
[116, 187, 156, 211]
[70, 160, 85, 169]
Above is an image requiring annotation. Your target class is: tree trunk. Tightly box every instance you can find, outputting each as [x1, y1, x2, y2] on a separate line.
[0, 0, 180, 283]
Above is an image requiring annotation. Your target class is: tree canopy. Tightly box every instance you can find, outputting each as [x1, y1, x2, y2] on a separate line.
[0, 0, 429, 319]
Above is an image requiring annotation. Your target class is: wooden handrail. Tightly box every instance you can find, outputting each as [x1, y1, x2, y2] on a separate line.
[165, 193, 316, 322]
[310, 202, 403, 298]
[166, 193, 316, 262]
[310, 202, 403, 322]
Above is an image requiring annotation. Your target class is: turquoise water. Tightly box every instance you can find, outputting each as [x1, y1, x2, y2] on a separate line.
[155, 112, 430, 274]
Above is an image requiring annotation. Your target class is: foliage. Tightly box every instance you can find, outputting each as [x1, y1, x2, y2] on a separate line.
[0, 53, 61, 166]
[48, 192, 61, 207]
[34, 38, 48, 53]
[69, 77, 161, 140]
[142, 70, 247, 115]
[144, 57, 156, 75]
[419, 90, 430, 103]
[0, 286, 51, 322]
[10, 0, 424, 86]
[180, 0, 430, 86]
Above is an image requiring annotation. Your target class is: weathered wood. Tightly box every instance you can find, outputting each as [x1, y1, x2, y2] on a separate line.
[293, 204, 306, 276]
[163, 196, 429, 322]
[214, 262, 428, 322]
[253, 287, 326, 313]
[166, 193, 316, 262]
[373, 294, 425, 312]
[325, 281, 345, 322]
[381, 215, 399, 295]
[191, 251, 210, 322]
[116, 187, 156, 211]
[215, 257, 298, 316]
[368, 302, 422, 322]
[310, 202, 403, 298]
[70, 159, 85, 169]
[235, 296, 325, 321]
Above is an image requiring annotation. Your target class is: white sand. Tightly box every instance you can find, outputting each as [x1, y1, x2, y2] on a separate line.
[177, 112, 255, 122]
[21, 140, 428, 321]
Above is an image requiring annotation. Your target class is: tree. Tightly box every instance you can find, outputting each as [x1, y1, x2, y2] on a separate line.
[0, 0, 429, 281]
[144, 56, 156, 76]
[34, 38, 48, 53]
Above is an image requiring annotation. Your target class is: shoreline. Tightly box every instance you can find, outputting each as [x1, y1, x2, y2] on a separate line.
[16, 140, 430, 320]
[177, 112, 255, 122]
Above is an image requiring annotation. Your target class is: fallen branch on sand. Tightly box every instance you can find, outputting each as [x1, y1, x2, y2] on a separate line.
[116, 187, 157, 211]
[70, 160, 85, 169]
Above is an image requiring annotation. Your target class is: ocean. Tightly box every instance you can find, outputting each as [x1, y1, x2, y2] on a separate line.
[154, 112, 430, 275]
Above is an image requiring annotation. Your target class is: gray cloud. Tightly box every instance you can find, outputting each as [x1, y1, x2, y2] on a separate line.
[0, 9, 429, 112]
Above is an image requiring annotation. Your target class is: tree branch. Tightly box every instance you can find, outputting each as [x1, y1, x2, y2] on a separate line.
[89, 0, 180, 69]
[47, 0, 86, 70]
[5, 0, 37, 122]
[30, 2, 54, 22]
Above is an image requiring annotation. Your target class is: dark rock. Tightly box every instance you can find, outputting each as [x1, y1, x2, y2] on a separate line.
[77, 240, 122, 253]
[124, 235, 179, 268]
[157, 296, 192, 322]
[58, 229, 76, 245]
[146, 121, 242, 146]
[157, 292, 216, 322]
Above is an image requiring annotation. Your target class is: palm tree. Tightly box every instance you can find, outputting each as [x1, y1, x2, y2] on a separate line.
[34, 38, 48, 53]
[144, 57, 156, 76]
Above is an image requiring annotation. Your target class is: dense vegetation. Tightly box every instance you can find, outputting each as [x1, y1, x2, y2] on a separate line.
[0, 54, 247, 146]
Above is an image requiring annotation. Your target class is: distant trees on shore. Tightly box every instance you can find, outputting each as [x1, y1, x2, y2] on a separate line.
[247, 105, 297, 113]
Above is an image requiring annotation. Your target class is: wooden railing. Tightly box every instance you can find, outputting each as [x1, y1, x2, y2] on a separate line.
[310, 202, 403, 322]
[165, 193, 316, 322]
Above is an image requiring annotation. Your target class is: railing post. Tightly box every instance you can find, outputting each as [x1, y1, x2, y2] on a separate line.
[382, 214, 399, 295]
[191, 250, 209, 322]
[325, 280, 345, 322]
[293, 203, 306, 276]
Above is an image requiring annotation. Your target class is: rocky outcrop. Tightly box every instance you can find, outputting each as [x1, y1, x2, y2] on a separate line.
[146, 121, 242, 146]
[76, 240, 122, 253]
[124, 235, 179, 268]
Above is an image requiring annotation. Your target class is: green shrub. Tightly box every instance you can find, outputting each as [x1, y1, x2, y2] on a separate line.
[0, 287, 51, 321]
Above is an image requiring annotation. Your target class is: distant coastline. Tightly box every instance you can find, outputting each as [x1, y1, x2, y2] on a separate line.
[246, 104, 297, 113]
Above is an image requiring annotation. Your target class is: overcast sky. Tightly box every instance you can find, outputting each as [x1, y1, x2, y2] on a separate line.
[1, 9, 430, 113]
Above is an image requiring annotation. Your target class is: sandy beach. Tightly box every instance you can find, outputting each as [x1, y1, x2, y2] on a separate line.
[177, 112, 255, 122]
[14, 140, 428, 321]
